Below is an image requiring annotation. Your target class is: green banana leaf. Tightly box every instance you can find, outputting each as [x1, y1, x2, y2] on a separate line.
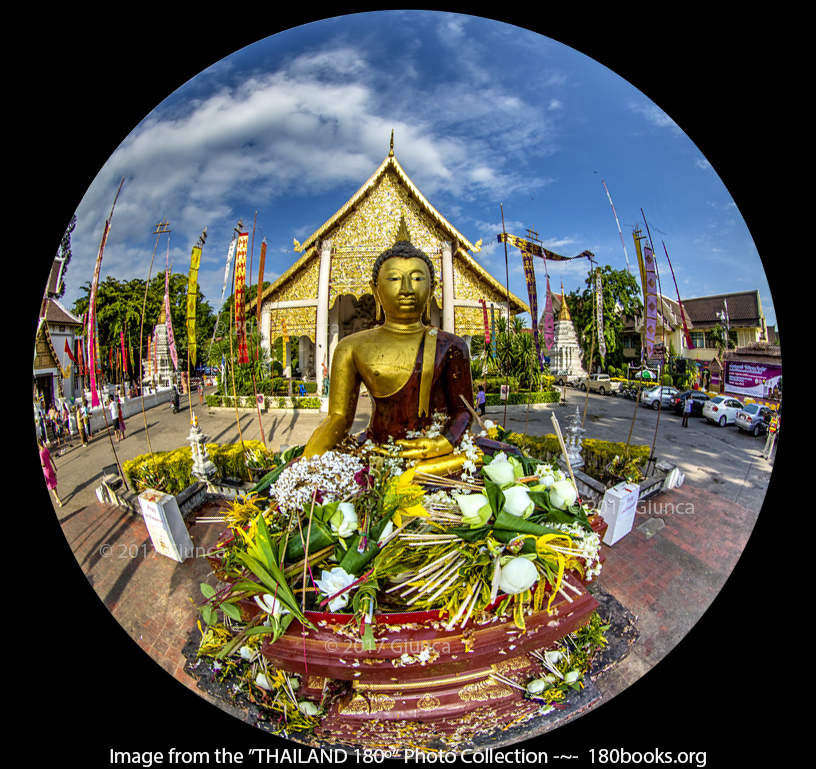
[284, 520, 337, 562]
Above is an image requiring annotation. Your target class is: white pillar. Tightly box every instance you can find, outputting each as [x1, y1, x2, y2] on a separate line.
[441, 241, 454, 333]
[284, 340, 292, 378]
[329, 297, 341, 371]
[260, 305, 272, 370]
[298, 335, 311, 378]
[315, 240, 332, 396]
[430, 298, 441, 328]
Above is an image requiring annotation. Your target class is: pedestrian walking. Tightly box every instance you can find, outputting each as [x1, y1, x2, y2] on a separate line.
[117, 397, 126, 440]
[62, 402, 73, 445]
[109, 396, 121, 441]
[476, 385, 486, 416]
[199, 380, 204, 407]
[682, 395, 692, 428]
[762, 409, 780, 461]
[81, 400, 92, 440]
[76, 405, 87, 447]
[38, 439, 62, 507]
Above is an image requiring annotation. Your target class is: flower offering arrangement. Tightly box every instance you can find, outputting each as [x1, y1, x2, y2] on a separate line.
[196, 417, 609, 743]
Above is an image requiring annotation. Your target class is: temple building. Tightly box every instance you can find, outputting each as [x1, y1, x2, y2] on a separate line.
[250, 139, 529, 395]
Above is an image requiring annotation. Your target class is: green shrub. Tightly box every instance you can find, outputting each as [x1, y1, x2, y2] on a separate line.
[484, 391, 559, 406]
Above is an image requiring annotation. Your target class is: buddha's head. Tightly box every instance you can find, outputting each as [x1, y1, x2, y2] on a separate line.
[371, 234, 436, 324]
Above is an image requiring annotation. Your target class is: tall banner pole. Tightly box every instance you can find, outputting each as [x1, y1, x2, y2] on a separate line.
[139, 219, 171, 462]
[87, 178, 124, 408]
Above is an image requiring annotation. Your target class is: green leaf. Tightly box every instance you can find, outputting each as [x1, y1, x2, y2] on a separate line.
[483, 478, 505, 516]
[221, 602, 241, 621]
[200, 582, 216, 599]
[242, 625, 280, 637]
[202, 606, 217, 626]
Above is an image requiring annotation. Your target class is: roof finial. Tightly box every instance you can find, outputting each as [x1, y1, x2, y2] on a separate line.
[395, 213, 411, 243]
[389, 129, 394, 157]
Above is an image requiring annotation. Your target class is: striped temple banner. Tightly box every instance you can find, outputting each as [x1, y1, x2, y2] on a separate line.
[186, 244, 202, 366]
[595, 268, 606, 363]
[643, 245, 658, 359]
[234, 232, 249, 365]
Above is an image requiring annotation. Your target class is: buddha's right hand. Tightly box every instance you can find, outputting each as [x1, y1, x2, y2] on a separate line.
[393, 435, 453, 460]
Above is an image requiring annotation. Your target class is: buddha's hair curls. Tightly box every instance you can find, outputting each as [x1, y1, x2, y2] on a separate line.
[371, 240, 436, 287]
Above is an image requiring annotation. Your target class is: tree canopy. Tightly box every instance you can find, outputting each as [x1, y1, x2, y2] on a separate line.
[70, 271, 216, 377]
[565, 265, 643, 370]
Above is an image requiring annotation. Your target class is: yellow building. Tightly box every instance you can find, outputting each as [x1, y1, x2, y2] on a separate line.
[250, 141, 529, 394]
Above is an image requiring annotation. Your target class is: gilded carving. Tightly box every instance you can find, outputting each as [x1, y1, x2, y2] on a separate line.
[457, 678, 513, 702]
[307, 675, 326, 690]
[454, 306, 487, 337]
[336, 692, 395, 716]
[337, 694, 370, 715]
[417, 693, 441, 712]
[492, 657, 531, 674]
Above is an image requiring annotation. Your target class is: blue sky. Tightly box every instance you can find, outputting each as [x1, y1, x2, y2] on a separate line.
[57, 11, 775, 329]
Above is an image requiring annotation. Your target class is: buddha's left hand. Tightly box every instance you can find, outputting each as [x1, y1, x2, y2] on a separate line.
[393, 435, 454, 460]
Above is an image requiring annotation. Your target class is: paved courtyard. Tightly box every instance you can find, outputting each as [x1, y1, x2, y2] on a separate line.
[43, 387, 778, 756]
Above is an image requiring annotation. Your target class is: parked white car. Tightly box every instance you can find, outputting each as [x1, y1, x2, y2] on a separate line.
[702, 395, 744, 427]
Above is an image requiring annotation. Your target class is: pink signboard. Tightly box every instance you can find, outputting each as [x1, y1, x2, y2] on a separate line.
[725, 361, 782, 398]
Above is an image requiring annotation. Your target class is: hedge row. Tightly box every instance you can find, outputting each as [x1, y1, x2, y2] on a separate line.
[207, 394, 321, 409]
[122, 440, 272, 495]
[500, 431, 650, 484]
[483, 391, 560, 406]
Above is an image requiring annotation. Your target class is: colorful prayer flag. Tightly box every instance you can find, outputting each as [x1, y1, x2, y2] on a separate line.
[234, 232, 249, 365]
[186, 244, 202, 365]
[595, 268, 606, 363]
[521, 247, 545, 371]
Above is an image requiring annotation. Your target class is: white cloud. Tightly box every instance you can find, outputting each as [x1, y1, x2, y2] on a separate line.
[627, 101, 681, 134]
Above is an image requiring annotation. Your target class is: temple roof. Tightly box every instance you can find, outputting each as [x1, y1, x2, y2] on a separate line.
[250, 150, 529, 316]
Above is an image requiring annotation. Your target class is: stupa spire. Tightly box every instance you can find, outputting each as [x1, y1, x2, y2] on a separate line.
[559, 281, 571, 321]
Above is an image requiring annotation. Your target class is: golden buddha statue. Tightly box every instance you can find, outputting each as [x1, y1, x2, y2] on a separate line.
[302, 220, 475, 475]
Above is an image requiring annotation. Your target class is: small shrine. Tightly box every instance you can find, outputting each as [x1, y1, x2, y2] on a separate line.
[543, 283, 589, 381]
[142, 306, 175, 388]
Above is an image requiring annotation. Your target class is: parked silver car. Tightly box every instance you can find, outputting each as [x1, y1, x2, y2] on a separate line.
[640, 385, 679, 410]
[735, 402, 772, 436]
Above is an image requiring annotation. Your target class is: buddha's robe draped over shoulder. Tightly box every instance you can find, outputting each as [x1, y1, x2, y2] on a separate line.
[365, 330, 474, 446]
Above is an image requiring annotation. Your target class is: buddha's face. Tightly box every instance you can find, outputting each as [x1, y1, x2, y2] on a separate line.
[374, 256, 432, 323]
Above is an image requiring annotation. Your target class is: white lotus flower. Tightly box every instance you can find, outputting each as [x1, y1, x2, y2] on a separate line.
[526, 678, 551, 694]
[329, 502, 359, 539]
[239, 646, 254, 661]
[314, 567, 356, 612]
[298, 700, 320, 716]
[454, 493, 492, 527]
[502, 485, 534, 518]
[545, 650, 562, 665]
[564, 670, 581, 684]
[498, 557, 538, 595]
[549, 480, 578, 510]
[255, 673, 272, 690]
[482, 456, 516, 487]
[254, 593, 289, 619]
